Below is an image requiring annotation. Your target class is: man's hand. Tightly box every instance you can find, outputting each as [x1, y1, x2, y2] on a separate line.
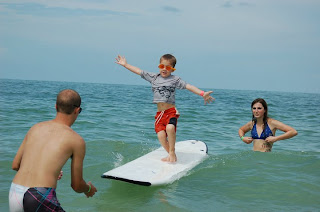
[84, 181, 98, 198]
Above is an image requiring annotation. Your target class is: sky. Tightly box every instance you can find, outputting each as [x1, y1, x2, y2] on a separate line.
[0, 0, 320, 93]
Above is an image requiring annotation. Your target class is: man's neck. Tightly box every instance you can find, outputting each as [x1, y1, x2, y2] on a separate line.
[53, 113, 75, 127]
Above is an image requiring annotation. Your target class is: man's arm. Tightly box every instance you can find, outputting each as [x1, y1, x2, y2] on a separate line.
[12, 134, 28, 171]
[115, 55, 142, 75]
[70, 138, 97, 197]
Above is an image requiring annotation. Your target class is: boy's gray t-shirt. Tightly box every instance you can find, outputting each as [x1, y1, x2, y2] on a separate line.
[140, 70, 187, 105]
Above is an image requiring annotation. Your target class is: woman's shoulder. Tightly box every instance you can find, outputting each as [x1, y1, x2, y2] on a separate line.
[267, 118, 283, 128]
[267, 117, 275, 123]
[242, 120, 254, 130]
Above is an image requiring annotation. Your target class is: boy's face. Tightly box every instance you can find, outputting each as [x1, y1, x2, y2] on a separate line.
[159, 59, 174, 78]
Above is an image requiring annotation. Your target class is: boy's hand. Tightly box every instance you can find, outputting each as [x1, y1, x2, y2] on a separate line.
[203, 91, 215, 104]
[114, 55, 142, 75]
[115, 55, 127, 67]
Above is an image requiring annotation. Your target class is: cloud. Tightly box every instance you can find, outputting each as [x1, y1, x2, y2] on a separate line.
[0, 1, 137, 17]
[239, 2, 255, 7]
[221, 1, 233, 8]
[162, 6, 180, 13]
[221, 1, 254, 8]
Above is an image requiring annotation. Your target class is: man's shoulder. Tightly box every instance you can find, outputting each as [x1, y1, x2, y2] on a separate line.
[28, 120, 52, 133]
[32, 120, 84, 143]
[31, 120, 50, 127]
[64, 127, 84, 144]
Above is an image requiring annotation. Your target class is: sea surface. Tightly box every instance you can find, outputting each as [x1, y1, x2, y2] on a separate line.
[0, 79, 319, 212]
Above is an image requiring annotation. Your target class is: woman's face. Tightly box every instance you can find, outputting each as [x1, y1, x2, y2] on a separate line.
[252, 102, 265, 119]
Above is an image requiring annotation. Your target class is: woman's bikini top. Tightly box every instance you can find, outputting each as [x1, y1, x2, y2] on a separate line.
[251, 122, 273, 139]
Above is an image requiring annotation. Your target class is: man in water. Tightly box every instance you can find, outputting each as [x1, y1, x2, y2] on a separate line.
[9, 89, 97, 211]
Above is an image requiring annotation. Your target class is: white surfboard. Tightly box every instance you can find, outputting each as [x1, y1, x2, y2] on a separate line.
[101, 140, 208, 186]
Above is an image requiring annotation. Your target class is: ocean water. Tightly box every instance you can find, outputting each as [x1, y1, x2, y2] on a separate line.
[0, 79, 319, 212]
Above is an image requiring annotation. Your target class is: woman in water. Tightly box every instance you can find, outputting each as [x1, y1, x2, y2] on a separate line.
[238, 98, 298, 152]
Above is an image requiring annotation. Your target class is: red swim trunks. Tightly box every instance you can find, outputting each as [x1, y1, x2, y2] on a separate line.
[154, 107, 180, 133]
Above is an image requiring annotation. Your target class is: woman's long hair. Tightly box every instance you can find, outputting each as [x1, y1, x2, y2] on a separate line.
[251, 98, 269, 133]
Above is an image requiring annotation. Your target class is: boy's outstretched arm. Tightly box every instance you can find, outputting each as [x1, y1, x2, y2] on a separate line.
[186, 84, 215, 104]
[115, 55, 142, 75]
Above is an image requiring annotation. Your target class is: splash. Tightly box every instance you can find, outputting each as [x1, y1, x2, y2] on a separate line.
[112, 152, 124, 168]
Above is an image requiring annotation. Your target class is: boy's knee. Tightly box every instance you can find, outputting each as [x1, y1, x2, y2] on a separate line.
[166, 124, 176, 133]
[157, 130, 166, 138]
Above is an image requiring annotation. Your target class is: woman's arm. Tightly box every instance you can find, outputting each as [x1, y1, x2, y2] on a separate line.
[265, 119, 298, 143]
[239, 122, 254, 144]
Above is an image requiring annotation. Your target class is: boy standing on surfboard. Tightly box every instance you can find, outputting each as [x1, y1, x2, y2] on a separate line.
[116, 54, 214, 162]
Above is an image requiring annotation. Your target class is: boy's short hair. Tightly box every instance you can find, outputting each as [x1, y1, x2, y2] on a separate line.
[160, 54, 177, 68]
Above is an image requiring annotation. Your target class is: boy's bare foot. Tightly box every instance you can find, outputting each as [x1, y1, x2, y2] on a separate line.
[161, 156, 169, 162]
[161, 153, 177, 163]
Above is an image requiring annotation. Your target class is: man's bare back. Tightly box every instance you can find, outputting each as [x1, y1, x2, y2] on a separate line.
[12, 120, 83, 188]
